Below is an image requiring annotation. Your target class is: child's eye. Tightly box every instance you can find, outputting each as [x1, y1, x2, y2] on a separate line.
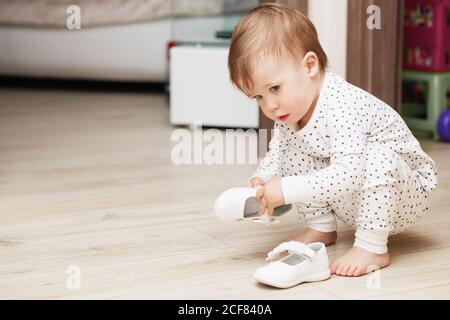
[270, 86, 280, 93]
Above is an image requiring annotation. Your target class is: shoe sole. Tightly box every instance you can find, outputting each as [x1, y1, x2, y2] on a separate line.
[254, 268, 331, 289]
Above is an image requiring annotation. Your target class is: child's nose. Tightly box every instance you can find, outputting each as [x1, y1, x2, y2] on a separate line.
[266, 99, 279, 111]
[268, 103, 279, 112]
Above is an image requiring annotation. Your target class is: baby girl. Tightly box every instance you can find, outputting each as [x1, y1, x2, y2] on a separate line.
[228, 3, 437, 276]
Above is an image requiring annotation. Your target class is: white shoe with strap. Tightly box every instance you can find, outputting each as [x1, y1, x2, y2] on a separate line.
[254, 241, 331, 288]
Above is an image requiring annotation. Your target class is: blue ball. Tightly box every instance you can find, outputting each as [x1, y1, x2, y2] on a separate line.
[437, 110, 450, 142]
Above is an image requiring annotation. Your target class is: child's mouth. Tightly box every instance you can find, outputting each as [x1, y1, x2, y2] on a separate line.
[278, 114, 289, 121]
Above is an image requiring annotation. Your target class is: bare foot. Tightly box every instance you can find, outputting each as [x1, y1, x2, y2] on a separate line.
[330, 246, 390, 277]
[289, 227, 337, 246]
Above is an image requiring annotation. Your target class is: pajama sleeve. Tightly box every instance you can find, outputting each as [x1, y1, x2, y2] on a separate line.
[280, 102, 368, 204]
[248, 122, 285, 184]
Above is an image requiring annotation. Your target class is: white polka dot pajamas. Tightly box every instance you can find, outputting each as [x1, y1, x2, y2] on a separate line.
[251, 72, 438, 254]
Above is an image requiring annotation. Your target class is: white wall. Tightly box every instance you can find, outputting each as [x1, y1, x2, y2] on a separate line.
[308, 0, 347, 79]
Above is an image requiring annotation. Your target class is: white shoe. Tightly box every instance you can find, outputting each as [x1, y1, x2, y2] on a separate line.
[214, 187, 292, 225]
[254, 241, 331, 288]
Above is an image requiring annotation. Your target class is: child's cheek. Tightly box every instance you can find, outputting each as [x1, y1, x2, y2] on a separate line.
[285, 94, 306, 113]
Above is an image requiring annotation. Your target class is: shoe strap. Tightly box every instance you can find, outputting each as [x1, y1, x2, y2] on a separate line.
[266, 241, 316, 261]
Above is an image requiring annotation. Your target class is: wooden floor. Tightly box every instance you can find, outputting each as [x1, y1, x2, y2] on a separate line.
[0, 87, 449, 299]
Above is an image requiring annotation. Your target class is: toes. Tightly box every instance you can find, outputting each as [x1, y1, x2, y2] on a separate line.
[330, 262, 338, 274]
[335, 264, 342, 275]
[334, 263, 344, 275]
[340, 264, 351, 276]
[353, 266, 365, 277]
[347, 265, 357, 276]
[336, 264, 347, 276]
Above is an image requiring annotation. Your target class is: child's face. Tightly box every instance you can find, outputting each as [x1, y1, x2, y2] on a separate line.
[246, 53, 322, 126]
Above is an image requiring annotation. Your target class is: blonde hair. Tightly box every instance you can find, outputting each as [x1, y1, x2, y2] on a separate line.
[228, 3, 328, 95]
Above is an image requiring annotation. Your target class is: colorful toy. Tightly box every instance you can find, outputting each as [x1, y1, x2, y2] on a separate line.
[437, 109, 450, 141]
[404, 0, 450, 72]
[401, 70, 450, 140]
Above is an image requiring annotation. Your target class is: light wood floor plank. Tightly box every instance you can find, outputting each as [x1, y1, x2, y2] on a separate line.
[1, 88, 449, 299]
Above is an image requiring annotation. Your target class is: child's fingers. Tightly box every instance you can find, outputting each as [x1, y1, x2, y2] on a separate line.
[247, 180, 255, 188]
[249, 178, 265, 188]
[259, 198, 268, 216]
[256, 186, 265, 201]
[253, 179, 265, 188]
[267, 204, 274, 217]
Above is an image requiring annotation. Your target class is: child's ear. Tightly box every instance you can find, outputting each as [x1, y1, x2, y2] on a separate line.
[302, 51, 320, 77]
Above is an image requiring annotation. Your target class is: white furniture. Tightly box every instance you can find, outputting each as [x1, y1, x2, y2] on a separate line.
[169, 45, 259, 128]
[0, 21, 171, 82]
[0, 0, 258, 83]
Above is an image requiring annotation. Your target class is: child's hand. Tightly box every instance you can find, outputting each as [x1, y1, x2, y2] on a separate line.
[248, 177, 265, 188]
[255, 179, 285, 216]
